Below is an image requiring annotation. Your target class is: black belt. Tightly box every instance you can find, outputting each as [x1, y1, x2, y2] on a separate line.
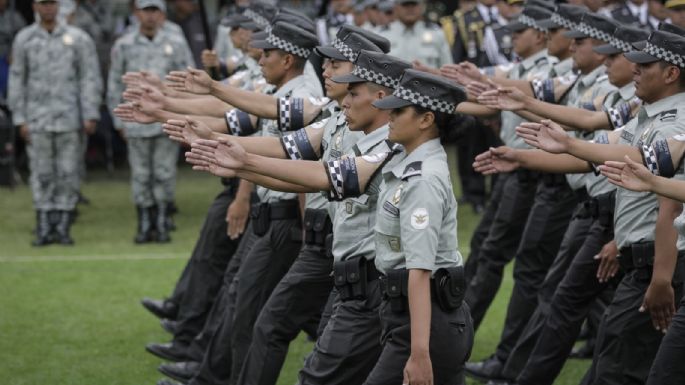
[264, 200, 300, 220]
[516, 169, 539, 183]
[333, 257, 378, 301]
[618, 241, 654, 281]
[379, 267, 465, 313]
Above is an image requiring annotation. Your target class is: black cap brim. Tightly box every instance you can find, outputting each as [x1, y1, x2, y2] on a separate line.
[564, 29, 588, 39]
[314, 46, 348, 61]
[372, 95, 413, 110]
[538, 19, 561, 29]
[624, 50, 660, 64]
[250, 39, 277, 50]
[331, 73, 365, 84]
[593, 44, 622, 55]
[505, 21, 529, 32]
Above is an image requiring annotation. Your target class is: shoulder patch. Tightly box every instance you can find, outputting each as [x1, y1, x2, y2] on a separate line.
[402, 161, 422, 180]
[659, 109, 678, 122]
[410, 208, 429, 230]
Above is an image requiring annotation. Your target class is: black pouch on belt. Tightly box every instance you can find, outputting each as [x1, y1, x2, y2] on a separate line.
[325, 234, 334, 259]
[432, 266, 465, 312]
[385, 269, 409, 313]
[251, 202, 271, 236]
[304, 209, 331, 246]
[333, 256, 368, 300]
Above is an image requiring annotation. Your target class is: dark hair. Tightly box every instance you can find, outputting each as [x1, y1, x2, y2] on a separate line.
[411, 105, 474, 143]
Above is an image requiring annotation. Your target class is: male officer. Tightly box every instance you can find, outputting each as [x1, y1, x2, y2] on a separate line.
[379, 0, 452, 69]
[107, 0, 193, 244]
[8, 0, 101, 246]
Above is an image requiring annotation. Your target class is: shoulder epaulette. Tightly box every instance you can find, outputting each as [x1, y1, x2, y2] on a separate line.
[401, 161, 423, 180]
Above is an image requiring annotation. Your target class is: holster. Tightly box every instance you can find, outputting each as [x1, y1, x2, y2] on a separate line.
[325, 234, 334, 259]
[333, 257, 376, 301]
[618, 241, 655, 280]
[303, 208, 332, 246]
[594, 191, 616, 228]
[251, 202, 271, 236]
[383, 269, 410, 313]
[432, 266, 465, 311]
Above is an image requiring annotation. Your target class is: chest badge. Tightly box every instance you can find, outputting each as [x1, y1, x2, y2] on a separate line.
[62, 34, 74, 46]
[422, 31, 433, 44]
[164, 44, 174, 56]
[334, 133, 342, 149]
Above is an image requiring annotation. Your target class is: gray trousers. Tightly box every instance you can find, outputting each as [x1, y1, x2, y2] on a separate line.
[363, 301, 474, 385]
[298, 281, 384, 385]
[127, 135, 178, 207]
[27, 131, 80, 211]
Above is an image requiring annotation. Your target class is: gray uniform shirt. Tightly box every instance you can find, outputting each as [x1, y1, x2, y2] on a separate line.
[331, 124, 392, 262]
[8, 22, 102, 131]
[564, 65, 616, 190]
[375, 138, 462, 274]
[585, 83, 638, 197]
[613, 92, 685, 248]
[379, 20, 453, 69]
[500, 49, 554, 149]
[107, 29, 193, 137]
[257, 74, 324, 203]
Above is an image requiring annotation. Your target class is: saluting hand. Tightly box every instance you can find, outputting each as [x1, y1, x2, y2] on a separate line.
[599, 156, 655, 192]
[516, 120, 570, 154]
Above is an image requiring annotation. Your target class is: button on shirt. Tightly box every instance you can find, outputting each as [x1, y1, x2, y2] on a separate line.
[613, 92, 685, 248]
[375, 138, 462, 274]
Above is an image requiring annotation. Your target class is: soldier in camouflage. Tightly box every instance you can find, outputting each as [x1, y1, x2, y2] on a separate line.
[107, 0, 193, 244]
[8, 0, 101, 246]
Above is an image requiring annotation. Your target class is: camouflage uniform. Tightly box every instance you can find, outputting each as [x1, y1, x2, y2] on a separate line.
[8, 21, 101, 212]
[107, 28, 193, 209]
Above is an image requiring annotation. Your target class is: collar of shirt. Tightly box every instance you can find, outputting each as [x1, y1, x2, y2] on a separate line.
[356, 124, 389, 154]
[37, 21, 67, 37]
[643, 91, 685, 118]
[579, 65, 607, 88]
[389, 138, 441, 178]
[618, 82, 636, 101]
[520, 49, 549, 72]
[552, 57, 574, 77]
[626, 0, 648, 25]
[397, 20, 425, 35]
[134, 28, 165, 44]
[273, 74, 306, 97]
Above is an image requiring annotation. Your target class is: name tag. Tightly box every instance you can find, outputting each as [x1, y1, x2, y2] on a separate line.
[383, 201, 399, 216]
[620, 130, 634, 143]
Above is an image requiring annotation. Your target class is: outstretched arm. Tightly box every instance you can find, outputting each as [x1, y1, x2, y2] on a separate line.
[472, 146, 592, 175]
[600, 156, 685, 202]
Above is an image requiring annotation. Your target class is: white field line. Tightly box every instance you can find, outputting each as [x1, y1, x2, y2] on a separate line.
[0, 253, 187, 263]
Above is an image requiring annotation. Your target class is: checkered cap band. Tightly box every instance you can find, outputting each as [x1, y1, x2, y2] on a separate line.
[281, 133, 302, 160]
[225, 110, 241, 135]
[352, 65, 399, 88]
[579, 23, 612, 43]
[266, 33, 312, 58]
[519, 14, 546, 31]
[394, 86, 455, 113]
[332, 38, 358, 62]
[279, 97, 291, 131]
[642, 144, 659, 175]
[551, 13, 575, 30]
[326, 159, 345, 201]
[244, 9, 269, 28]
[645, 42, 685, 69]
[610, 36, 633, 53]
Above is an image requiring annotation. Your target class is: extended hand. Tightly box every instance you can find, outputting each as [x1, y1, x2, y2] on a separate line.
[473, 146, 520, 175]
[516, 120, 570, 154]
[477, 86, 526, 111]
[166, 67, 213, 94]
[599, 156, 655, 192]
[214, 139, 247, 170]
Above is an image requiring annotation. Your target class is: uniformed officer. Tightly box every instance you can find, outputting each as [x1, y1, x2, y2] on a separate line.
[461, 5, 556, 333]
[8, 0, 102, 246]
[510, 29, 685, 385]
[184, 49, 412, 385]
[605, 0, 651, 28]
[107, 0, 194, 244]
[159, 21, 324, 385]
[378, 0, 452, 69]
[667, 0, 685, 28]
[473, 20, 650, 385]
[316, 0, 354, 45]
[598, 135, 685, 385]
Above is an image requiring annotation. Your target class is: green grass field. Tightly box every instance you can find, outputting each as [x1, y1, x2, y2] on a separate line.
[0, 150, 589, 385]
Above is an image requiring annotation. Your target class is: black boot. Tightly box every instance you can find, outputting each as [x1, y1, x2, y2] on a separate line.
[32, 210, 53, 246]
[55, 210, 74, 245]
[156, 204, 171, 243]
[165, 202, 176, 231]
[134, 206, 154, 244]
